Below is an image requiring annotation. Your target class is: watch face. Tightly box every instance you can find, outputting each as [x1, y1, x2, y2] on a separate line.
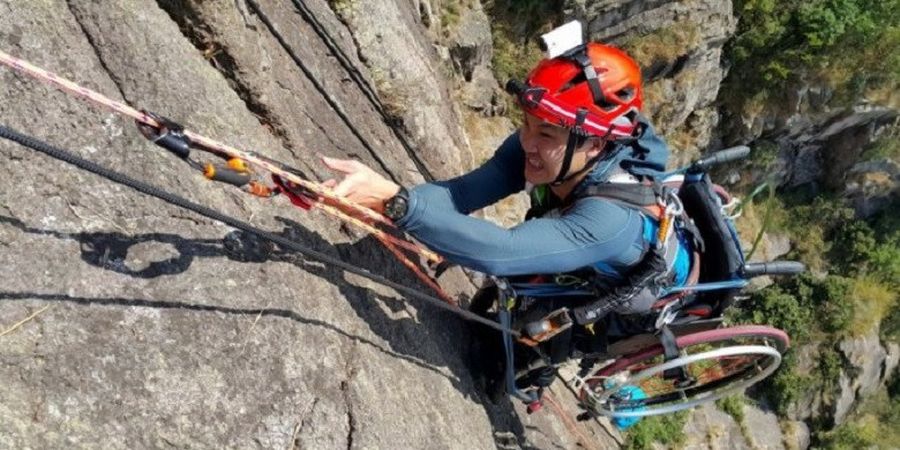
[386, 196, 408, 220]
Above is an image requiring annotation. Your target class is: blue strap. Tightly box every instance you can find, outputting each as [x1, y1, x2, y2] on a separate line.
[661, 279, 748, 296]
[498, 308, 538, 403]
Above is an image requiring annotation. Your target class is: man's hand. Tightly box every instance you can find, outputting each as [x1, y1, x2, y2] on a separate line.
[321, 156, 401, 213]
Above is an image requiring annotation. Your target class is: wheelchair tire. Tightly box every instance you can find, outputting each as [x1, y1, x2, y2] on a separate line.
[579, 325, 789, 418]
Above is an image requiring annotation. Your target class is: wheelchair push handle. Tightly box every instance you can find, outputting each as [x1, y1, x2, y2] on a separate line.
[690, 146, 750, 173]
[741, 261, 806, 278]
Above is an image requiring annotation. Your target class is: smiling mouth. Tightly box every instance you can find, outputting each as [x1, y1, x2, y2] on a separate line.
[527, 156, 544, 170]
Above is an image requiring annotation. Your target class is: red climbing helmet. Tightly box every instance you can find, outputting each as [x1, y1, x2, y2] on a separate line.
[507, 43, 643, 140]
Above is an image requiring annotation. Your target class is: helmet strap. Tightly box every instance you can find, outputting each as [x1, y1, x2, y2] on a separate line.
[565, 45, 606, 106]
[551, 108, 589, 186]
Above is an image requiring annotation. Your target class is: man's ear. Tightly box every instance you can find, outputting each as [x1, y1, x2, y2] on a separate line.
[584, 137, 607, 159]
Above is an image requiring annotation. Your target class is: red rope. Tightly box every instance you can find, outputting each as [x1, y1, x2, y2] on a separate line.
[543, 392, 600, 450]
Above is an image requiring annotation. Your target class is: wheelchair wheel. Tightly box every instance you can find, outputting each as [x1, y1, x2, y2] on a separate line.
[578, 325, 788, 418]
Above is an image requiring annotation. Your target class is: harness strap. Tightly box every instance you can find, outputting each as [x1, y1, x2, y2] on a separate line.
[581, 182, 665, 219]
[580, 183, 658, 208]
[659, 324, 691, 382]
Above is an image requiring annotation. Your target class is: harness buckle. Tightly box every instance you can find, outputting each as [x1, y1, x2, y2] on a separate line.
[654, 300, 678, 329]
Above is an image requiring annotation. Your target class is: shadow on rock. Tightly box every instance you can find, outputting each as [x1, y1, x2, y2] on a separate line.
[0, 290, 454, 381]
[1, 213, 538, 448]
[0, 215, 225, 278]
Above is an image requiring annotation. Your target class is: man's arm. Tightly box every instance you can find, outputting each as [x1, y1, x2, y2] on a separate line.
[397, 196, 646, 276]
[420, 132, 526, 214]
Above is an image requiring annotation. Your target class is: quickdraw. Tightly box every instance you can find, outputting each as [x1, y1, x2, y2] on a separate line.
[0, 48, 453, 305]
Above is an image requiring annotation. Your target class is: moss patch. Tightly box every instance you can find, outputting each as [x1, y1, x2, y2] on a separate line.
[623, 411, 688, 450]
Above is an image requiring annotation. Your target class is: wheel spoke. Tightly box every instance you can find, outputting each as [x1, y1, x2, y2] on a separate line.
[581, 327, 788, 419]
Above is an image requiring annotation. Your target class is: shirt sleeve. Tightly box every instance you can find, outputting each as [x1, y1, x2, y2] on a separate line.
[396, 194, 646, 276]
[416, 132, 526, 215]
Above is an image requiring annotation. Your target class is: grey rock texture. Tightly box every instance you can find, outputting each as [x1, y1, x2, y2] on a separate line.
[834, 331, 895, 424]
[2, 1, 895, 448]
[784, 331, 899, 428]
[741, 106, 898, 217]
[785, 344, 826, 421]
[782, 419, 811, 450]
[0, 1, 612, 448]
[743, 404, 786, 450]
[326, 0, 471, 180]
[681, 403, 750, 450]
[567, 0, 737, 161]
[845, 158, 899, 218]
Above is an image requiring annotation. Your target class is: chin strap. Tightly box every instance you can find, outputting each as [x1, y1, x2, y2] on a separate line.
[551, 108, 589, 186]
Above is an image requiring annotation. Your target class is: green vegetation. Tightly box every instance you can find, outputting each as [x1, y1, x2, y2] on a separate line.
[484, 0, 564, 123]
[485, 0, 563, 83]
[621, 24, 700, 72]
[861, 121, 900, 162]
[717, 395, 753, 442]
[731, 273, 855, 341]
[764, 356, 814, 416]
[440, 0, 476, 33]
[622, 411, 688, 450]
[816, 381, 900, 449]
[725, 0, 900, 116]
[326, 0, 355, 20]
[728, 192, 898, 417]
[718, 395, 746, 423]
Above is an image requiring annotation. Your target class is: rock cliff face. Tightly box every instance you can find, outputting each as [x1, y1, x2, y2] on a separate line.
[567, 0, 737, 164]
[0, 1, 615, 448]
[1, 0, 896, 449]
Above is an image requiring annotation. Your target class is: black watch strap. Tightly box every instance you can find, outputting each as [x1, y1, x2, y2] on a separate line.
[383, 187, 410, 221]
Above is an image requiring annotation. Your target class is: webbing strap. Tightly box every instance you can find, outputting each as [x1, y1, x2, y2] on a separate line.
[568, 48, 605, 107]
[580, 183, 659, 207]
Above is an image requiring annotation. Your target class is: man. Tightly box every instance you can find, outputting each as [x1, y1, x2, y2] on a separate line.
[320, 42, 690, 404]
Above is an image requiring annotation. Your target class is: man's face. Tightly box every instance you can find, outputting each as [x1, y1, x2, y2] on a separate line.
[519, 114, 601, 185]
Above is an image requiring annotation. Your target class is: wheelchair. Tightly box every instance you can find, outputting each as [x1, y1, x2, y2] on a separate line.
[468, 146, 804, 420]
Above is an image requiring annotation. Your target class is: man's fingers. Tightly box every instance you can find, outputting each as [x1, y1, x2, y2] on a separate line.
[321, 156, 363, 174]
[331, 181, 352, 198]
[321, 179, 338, 189]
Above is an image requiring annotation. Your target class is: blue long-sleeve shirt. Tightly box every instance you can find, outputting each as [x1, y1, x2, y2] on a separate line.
[395, 117, 671, 277]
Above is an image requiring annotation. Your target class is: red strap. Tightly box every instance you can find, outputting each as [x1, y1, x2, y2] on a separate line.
[272, 175, 314, 210]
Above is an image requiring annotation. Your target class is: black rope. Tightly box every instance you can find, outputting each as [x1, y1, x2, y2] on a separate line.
[0, 124, 517, 336]
[287, 0, 436, 182]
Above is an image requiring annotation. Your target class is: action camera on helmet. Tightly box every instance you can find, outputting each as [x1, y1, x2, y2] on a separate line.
[539, 20, 584, 59]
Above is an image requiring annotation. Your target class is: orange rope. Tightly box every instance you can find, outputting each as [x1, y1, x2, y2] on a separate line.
[543, 392, 599, 450]
[0, 48, 452, 302]
[313, 202, 441, 263]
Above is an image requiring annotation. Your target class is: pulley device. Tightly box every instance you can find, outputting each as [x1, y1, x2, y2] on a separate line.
[135, 111, 315, 208]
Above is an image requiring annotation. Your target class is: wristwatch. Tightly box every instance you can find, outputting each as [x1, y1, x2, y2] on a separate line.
[383, 187, 410, 221]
